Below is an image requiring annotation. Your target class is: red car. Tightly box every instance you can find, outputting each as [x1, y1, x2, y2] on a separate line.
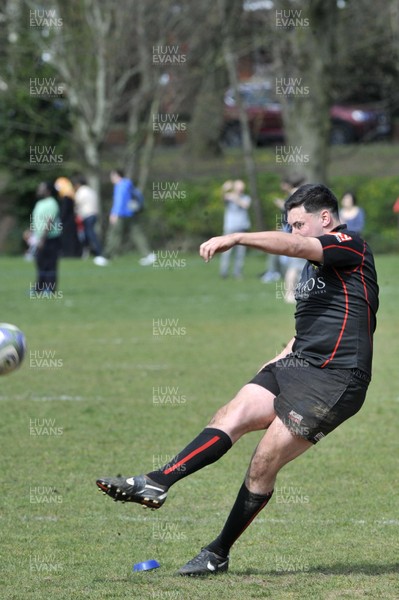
[222, 81, 392, 146]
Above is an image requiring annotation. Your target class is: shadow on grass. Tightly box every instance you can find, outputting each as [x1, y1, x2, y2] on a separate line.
[91, 562, 399, 583]
[236, 562, 399, 577]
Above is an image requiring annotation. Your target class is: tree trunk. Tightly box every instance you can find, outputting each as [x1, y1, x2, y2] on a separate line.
[218, 0, 264, 229]
[137, 90, 162, 191]
[274, 0, 338, 183]
[188, 65, 226, 158]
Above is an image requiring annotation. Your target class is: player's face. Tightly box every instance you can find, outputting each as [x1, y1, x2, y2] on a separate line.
[287, 205, 325, 237]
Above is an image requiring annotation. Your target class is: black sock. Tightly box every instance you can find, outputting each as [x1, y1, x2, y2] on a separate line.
[206, 482, 273, 558]
[146, 427, 232, 488]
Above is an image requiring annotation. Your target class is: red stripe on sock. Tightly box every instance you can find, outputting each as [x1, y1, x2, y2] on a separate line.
[231, 494, 272, 546]
[163, 436, 220, 475]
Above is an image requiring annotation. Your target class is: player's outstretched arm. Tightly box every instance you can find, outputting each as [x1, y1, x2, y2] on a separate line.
[199, 231, 323, 263]
[199, 234, 238, 262]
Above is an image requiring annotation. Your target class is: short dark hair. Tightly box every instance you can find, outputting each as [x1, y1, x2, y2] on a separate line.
[111, 168, 124, 178]
[37, 181, 55, 199]
[71, 173, 87, 187]
[285, 183, 339, 218]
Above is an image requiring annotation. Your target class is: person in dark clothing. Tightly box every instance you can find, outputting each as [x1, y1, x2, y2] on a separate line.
[31, 182, 62, 294]
[55, 177, 82, 258]
[96, 184, 379, 576]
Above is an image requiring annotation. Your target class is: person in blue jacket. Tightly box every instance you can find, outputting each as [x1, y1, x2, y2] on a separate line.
[104, 169, 154, 265]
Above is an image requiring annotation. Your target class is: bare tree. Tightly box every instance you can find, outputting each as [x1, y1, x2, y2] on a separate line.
[122, 0, 176, 189]
[26, 0, 140, 201]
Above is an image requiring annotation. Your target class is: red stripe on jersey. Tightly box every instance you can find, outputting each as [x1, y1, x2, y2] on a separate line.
[163, 436, 221, 475]
[321, 268, 349, 368]
[359, 242, 372, 347]
[322, 244, 364, 258]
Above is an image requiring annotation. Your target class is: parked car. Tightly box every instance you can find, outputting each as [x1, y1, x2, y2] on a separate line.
[222, 81, 392, 146]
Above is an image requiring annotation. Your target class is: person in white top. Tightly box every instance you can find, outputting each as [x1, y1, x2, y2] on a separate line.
[72, 174, 108, 266]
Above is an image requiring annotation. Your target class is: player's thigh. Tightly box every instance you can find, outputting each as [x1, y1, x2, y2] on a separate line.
[253, 415, 313, 469]
[208, 383, 276, 441]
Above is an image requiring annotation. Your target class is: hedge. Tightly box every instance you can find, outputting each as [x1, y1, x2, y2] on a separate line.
[6, 172, 399, 255]
[142, 173, 399, 253]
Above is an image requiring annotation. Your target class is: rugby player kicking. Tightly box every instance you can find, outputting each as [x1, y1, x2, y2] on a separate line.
[96, 183, 379, 576]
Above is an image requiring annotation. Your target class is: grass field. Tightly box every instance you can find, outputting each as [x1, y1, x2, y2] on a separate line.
[150, 141, 399, 180]
[1, 251, 398, 600]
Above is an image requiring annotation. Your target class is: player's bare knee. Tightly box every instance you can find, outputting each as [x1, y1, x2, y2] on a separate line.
[246, 451, 280, 489]
[207, 401, 250, 441]
[251, 447, 277, 471]
[207, 402, 230, 427]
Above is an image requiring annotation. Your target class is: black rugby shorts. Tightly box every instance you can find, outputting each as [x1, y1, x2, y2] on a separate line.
[249, 356, 370, 444]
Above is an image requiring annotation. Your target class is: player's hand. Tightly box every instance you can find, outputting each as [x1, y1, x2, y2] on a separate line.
[199, 234, 237, 262]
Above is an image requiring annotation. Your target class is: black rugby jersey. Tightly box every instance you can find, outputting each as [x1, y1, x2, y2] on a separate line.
[292, 224, 379, 376]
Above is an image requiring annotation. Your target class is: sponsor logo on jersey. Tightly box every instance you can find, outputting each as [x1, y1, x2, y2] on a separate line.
[295, 275, 326, 300]
[333, 232, 352, 243]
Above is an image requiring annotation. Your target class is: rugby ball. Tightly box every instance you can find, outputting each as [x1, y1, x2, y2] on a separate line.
[0, 323, 26, 375]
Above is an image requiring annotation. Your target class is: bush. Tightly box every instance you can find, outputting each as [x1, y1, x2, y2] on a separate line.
[331, 175, 399, 253]
[6, 160, 399, 254]
[142, 172, 283, 250]
[142, 172, 399, 253]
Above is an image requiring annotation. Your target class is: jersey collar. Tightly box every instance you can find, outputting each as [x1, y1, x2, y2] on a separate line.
[330, 223, 347, 233]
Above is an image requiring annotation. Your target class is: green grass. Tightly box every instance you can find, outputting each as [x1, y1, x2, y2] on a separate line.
[150, 141, 399, 180]
[1, 252, 398, 599]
